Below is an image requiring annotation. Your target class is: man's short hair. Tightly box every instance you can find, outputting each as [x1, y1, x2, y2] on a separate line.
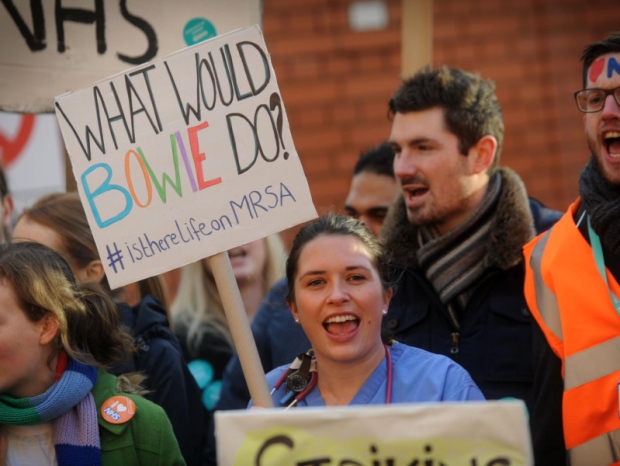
[353, 142, 395, 178]
[388, 66, 504, 171]
[581, 31, 620, 87]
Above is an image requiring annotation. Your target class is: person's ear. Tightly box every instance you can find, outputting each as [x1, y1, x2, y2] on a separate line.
[383, 288, 394, 309]
[288, 302, 300, 323]
[39, 315, 59, 345]
[79, 259, 105, 284]
[2, 194, 14, 231]
[469, 135, 497, 175]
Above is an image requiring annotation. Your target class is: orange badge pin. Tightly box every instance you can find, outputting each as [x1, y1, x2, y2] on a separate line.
[101, 396, 136, 424]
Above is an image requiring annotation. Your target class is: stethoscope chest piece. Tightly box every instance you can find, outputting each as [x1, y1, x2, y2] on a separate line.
[285, 352, 313, 392]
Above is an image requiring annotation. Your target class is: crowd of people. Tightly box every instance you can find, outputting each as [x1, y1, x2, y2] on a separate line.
[1, 29, 619, 466]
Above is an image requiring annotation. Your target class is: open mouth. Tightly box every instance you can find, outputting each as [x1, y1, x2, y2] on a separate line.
[407, 187, 429, 198]
[228, 248, 246, 259]
[323, 314, 360, 335]
[604, 131, 620, 158]
[403, 186, 429, 207]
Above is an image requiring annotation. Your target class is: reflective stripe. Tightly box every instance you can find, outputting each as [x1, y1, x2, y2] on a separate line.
[529, 231, 563, 341]
[570, 429, 620, 465]
[565, 335, 620, 390]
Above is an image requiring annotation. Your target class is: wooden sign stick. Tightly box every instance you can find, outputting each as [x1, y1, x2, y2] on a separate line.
[208, 251, 274, 408]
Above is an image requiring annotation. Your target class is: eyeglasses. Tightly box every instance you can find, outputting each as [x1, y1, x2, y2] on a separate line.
[574, 87, 620, 113]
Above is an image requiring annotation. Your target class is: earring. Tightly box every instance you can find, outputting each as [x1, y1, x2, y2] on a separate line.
[294, 318, 300, 324]
[382, 309, 387, 315]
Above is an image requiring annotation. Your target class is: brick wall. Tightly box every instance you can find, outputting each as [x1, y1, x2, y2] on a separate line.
[262, 0, 620, 247]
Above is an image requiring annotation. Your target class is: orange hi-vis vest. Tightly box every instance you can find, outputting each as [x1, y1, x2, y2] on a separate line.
[524, 199, 620, 465]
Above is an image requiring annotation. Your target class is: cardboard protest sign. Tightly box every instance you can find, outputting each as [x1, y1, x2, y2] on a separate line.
[54, 25, 317, 290]
[215, 401, 533, 465]
[0, 0, 260, 113]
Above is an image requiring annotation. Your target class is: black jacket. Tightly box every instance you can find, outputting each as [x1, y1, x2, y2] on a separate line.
[112, 296, 206, 466]
[380, 168, 562, 413]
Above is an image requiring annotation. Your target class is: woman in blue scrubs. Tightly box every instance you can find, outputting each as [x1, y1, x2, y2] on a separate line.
[263, 214, 484, 408]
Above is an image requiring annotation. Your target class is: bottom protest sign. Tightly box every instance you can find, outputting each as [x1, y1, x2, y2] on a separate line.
[215, 401, 532, 465]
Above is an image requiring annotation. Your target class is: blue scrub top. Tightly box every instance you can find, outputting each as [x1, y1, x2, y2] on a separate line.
[262, 342, 485, 408]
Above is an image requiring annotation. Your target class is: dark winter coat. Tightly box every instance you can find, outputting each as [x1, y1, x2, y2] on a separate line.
[112, 296, 206, 466]
[380, 167, 562, 412]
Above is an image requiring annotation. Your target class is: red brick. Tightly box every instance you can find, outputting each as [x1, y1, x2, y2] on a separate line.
[279, 81, 340, 106]
[348, 123, 392, 150]
[337, 29, 401, 53]
[468, 15, 522, 38]
[297, 106, 327, 128]
[290, 57, 323, 80]
[295, 150, 332, 176]
[261, 14, 285, 36]
[324, 56, 354, 76]
[268, 34, 336, 57]
[294, 127, 345, 154]
[355, 53, 389, 73]
[330, 105, 359, 125]
[343, 74, 401, 99]
[285, 11, 317, 34]
[360, 100, 392, 122]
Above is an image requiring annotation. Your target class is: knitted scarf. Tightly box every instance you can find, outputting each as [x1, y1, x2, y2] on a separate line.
[0, 358, 101, 466]
[416, 171, 502, 321]
[579, 156, 620, 255]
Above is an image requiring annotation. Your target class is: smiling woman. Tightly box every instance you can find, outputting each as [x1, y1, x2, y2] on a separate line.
[260, 214, 485, 408]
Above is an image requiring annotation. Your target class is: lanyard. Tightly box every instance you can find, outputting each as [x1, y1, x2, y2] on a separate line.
[588, 216, 620, 316]
[273, 344, 393, 408]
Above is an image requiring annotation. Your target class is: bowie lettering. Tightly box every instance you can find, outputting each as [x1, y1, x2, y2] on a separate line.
[55, 25, 317, 289]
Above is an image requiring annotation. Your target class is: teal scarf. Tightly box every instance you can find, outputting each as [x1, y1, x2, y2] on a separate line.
[0, 358, 101, 466]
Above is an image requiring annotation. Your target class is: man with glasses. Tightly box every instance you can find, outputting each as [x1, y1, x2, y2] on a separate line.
[524, 31, 620, 465]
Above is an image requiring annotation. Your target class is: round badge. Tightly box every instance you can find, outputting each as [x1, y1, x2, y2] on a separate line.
[183, 18, 217, 46]
[101, 396, 136, 424]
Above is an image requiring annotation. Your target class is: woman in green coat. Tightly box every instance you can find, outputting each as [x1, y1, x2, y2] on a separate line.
[0, 241, 185, 466]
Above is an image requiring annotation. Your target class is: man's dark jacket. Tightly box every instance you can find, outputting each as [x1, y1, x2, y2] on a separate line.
[380, 168, 561, 412]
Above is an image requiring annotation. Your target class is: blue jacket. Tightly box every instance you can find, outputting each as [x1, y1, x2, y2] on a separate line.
[112, 296, 206, 466]
[263, 342, 485, 408]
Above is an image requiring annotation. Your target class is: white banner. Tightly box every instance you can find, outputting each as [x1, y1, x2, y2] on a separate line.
[216, 401, 533, 466]
[0, 0, 261, 112]
[55, 25, 317, 289]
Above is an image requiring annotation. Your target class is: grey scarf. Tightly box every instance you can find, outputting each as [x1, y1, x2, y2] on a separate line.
[417, 172, 502, 315]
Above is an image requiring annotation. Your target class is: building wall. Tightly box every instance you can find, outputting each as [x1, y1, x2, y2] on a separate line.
[262, 0, 619, 246]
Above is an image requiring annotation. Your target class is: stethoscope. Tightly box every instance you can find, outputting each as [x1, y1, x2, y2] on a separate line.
[271, 343, 394, 409]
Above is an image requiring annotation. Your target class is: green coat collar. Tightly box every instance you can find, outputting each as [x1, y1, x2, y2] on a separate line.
[92, 370, 133, 436]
